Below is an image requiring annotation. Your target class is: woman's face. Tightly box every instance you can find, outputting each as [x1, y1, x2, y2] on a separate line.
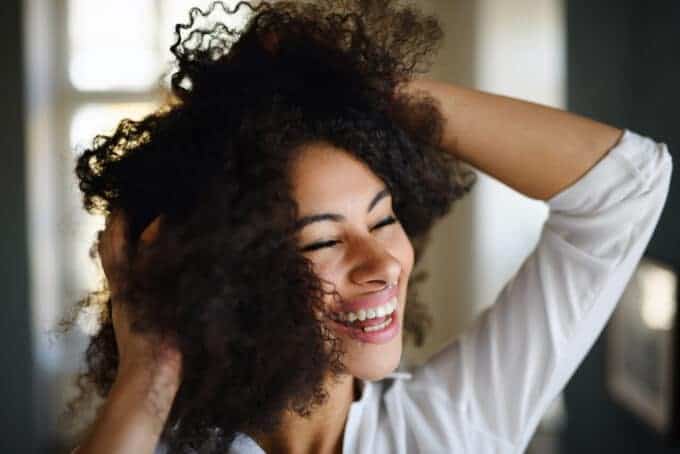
[289, 141, 414, 381]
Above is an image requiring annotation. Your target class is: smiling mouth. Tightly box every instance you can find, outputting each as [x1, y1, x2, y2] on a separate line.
[329, 297, 397, 325]
[326, 304, 400, 342]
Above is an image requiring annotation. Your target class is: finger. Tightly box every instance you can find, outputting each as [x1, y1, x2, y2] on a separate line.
[101, 209, 133, 288]
[139, 215, 163, 246]
[110, 208, 130, 239]
[106, 209, 132, 256]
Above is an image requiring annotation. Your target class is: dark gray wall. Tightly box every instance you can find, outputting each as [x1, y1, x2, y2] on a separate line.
[562, 1, 679, 453]
[0, 0, 37, 452]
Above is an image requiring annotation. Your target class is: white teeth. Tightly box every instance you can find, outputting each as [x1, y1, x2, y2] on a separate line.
[332, 297, 398, 323]
[363, 315, 393, 332]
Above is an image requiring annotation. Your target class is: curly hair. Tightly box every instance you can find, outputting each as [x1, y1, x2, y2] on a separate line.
[62, 0, 476, 451]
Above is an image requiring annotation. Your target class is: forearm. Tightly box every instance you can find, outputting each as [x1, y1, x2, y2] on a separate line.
[403, 79, 624, 201]
[75, 369, 179, 454]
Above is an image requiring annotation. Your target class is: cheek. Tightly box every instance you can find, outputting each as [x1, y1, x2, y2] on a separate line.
[308, 255, 338, 279]
[307, 258, 344, 296]
[393, 229, 415, 276]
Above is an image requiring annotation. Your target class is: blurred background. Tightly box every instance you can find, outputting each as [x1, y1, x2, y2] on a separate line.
[1, 0, 678, 453]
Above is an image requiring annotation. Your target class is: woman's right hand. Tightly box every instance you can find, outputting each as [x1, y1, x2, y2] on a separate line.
[77, 210, 182, 454]
[98, 209, 182, 389]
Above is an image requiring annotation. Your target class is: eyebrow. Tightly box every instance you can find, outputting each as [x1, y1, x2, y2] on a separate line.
[294, 187, 391, 231]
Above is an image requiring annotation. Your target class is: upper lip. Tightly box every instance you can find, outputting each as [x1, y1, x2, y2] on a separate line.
[331, 284, 398, 313]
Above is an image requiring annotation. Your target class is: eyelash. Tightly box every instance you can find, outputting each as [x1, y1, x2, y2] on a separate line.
[300, 216, 398, 252]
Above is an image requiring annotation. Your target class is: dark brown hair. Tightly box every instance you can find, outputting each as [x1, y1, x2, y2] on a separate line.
[63, 0, 476, 451]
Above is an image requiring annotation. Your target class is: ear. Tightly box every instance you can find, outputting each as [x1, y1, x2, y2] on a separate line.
[139, 215, 163, 246]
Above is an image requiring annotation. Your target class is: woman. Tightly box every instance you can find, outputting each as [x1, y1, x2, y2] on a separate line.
[68, 1, 673, 453]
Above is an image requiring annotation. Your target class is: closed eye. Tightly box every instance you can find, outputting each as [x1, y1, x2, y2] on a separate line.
[372, 215, 397, 230]
[300, 215, 398, 252]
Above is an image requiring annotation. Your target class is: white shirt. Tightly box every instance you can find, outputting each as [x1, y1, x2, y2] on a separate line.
[226, 129, 674, 454]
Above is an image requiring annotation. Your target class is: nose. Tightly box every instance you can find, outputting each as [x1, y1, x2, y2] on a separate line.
[348, 235, 402, 290]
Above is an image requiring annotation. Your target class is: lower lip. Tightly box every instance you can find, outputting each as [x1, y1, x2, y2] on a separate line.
[327, 305, 400, 344]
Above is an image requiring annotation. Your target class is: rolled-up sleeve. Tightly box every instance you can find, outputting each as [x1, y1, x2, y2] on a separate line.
[407, 129, 673, 452]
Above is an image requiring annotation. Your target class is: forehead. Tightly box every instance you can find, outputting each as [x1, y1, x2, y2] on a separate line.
[289, 142, 385, 211]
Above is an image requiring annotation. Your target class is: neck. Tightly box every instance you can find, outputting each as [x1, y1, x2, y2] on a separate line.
[249, 374, 360, 454]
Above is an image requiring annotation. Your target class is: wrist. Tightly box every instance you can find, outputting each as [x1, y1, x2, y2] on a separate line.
[77, 369, 175, 454]
[113, 364, 181, 418]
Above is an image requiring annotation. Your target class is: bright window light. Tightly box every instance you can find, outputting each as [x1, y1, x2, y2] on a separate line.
[68, 0, 159, 90]
[640, 263, 677, 331]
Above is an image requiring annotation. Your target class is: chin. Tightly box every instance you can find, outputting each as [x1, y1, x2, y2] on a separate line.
[347, 337, 403, 381]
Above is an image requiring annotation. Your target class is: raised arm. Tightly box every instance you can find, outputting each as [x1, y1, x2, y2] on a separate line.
[399, 78, 624, 201]
[395, 80, 673, 452]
